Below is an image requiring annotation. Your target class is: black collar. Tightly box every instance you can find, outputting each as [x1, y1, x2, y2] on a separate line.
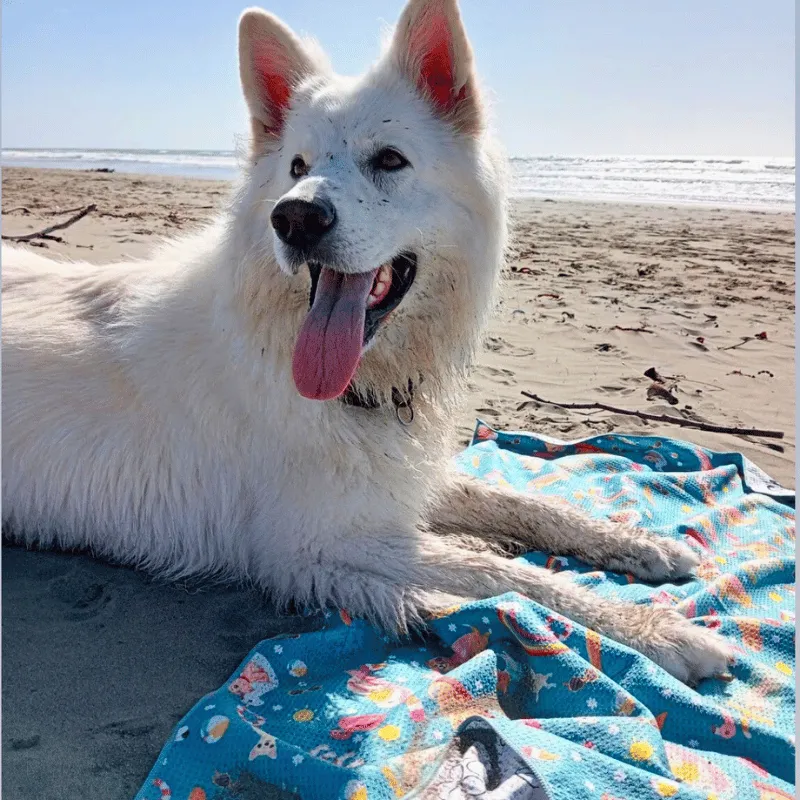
[341, 379, 415, 412]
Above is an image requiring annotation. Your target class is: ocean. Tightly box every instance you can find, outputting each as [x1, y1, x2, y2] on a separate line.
[2, 148, 794, 210]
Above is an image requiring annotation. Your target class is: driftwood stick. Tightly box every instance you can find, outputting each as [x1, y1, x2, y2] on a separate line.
[520, 391, 784, 440]
[44, 205, 89, 216]
[2, 204, 96, 244]
[721, 337, 753, 351]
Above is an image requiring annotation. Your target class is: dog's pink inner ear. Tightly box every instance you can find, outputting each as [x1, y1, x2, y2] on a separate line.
[411, 12, 464, 113]
[253, 43, 294, 135]
[393, 1, 480, 134]
[415, 14, 455, 109]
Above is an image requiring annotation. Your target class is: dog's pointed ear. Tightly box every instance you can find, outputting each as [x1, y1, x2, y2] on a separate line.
[239, 8, 315, 153]
[388, 0, 482, 135]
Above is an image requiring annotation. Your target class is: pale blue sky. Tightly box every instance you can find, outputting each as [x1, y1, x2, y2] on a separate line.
[1, 0, 795, 156]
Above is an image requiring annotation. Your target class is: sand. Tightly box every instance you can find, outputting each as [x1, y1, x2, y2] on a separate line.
[2, 167, 795, 798]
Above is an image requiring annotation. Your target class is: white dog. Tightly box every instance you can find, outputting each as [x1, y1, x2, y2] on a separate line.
[2, 0, 731, 684]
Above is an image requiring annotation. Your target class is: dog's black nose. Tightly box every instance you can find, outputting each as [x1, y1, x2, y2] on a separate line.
[270, 198, 337, 251]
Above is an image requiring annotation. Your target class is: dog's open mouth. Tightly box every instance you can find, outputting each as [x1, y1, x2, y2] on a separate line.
[292, 253, 417, 401]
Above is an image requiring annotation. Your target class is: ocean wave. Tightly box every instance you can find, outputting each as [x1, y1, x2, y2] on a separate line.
[2, 149, 794, 209]
[2, 148, 238, 169]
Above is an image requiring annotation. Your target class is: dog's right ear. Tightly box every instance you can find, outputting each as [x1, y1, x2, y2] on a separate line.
[238, 8, 315, 155]
[388, 0, 483, 136]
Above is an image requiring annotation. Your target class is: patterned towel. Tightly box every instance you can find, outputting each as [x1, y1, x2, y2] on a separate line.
[135, 422, 795, 800]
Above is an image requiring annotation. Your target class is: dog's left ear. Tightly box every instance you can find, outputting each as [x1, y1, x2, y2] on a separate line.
[388, 0, 482, 135]
[239, 8, 317, 155]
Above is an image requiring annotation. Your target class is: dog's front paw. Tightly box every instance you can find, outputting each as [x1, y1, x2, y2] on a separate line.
[633, 607, 733, 685]
[606, 534, 700, 582]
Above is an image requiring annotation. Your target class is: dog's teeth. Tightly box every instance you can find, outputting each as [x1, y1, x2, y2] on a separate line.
[367, 264, 393, 308]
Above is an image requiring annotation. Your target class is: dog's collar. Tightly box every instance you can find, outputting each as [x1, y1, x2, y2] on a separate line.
[341, 379, 416, 425]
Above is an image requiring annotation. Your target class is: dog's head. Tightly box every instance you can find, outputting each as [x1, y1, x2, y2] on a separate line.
[234, 0, 507, 406]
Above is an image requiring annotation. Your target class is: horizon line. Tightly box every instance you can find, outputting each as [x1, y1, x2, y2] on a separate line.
[2, 146, 795, 161]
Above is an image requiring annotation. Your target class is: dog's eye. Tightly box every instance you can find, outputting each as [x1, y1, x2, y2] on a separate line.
[290, 156, 308, 179]
[372, 148, 409, 172]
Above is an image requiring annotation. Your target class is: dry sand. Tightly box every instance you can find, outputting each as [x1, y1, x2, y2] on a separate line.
[1, 167, 795, 798]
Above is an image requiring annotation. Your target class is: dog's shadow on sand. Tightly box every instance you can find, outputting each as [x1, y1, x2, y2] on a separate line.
[2, 545, 317, 800]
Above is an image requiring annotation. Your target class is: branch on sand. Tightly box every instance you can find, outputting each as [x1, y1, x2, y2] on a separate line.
[611, 325, 654, 333]
[520, 391, 784, 440]
[2, 204, 97, 245]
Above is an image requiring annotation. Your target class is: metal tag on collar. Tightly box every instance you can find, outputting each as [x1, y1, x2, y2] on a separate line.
[391, 386, 415, 426]
[395, 400, 414, 426]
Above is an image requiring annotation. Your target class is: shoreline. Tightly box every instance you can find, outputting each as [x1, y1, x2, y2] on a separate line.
[2, 166, 795, 486]
[2, 161, 794, 213]
[1, 165, 795, 215]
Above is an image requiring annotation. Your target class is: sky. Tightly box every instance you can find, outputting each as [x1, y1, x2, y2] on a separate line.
[1, 0, 795, 157]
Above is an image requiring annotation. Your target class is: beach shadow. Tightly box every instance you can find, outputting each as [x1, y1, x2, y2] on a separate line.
[2, 545, 318, 800]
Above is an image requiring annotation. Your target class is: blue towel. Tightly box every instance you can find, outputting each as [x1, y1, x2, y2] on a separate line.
[135, 423, 795, 800]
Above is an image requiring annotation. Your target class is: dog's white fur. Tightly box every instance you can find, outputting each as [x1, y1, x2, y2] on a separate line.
[2, 0, 731, 684]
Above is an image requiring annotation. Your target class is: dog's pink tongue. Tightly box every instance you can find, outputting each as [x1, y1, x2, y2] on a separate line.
[292, 267, 377, 400]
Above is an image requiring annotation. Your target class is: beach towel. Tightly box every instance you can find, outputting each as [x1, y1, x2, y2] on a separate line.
[135, 422, 795, 800]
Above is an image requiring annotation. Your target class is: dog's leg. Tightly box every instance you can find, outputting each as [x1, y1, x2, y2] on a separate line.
[280, 530, 730, 685]
[424, 468, 699, 582]
[261, 539, 467, 635]
[409, 532, 731, 685]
